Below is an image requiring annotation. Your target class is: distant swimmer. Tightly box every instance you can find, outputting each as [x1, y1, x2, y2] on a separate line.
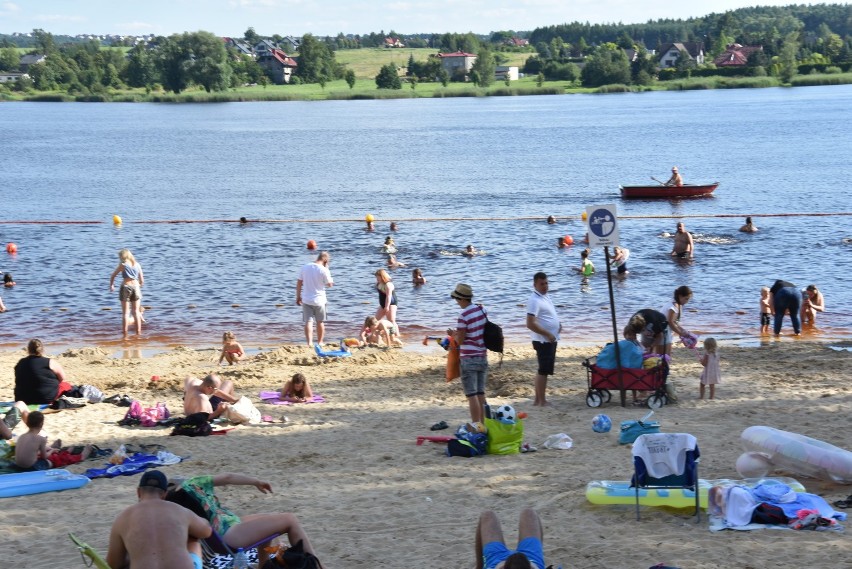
[464, 244, 477, 257]
[390, 222, 398, 231]
[610, 246, 630, 275]
[664, 166, 683, 187]
[382, 236, 397, 255]
[572, 249, 595, 276]
[671, 222, 694, 259]
[739, 216, 758, 233]
[411, 268, 426, 286]
[387, 254, 406, 268]
[547, 215, 556, 224]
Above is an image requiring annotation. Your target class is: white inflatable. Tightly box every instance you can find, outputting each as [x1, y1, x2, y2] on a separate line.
[740, 426, 852, 483]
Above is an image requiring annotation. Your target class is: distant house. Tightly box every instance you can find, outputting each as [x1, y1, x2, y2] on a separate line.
[19, 54, 46, 72]
[505, 37, 530, 48]
[280, 36, 301, 52]
[223, 37, 254, 57]
[714, 44, 764, 67]
[384, 37, 405, 48]
[437, 51, 477, 78]
[495, 66, 519, 81]
[254, 39, 279, 57]
[658, 42, 705, 68]
[257, 48, 298, 84]
[0, 72, 28, 83]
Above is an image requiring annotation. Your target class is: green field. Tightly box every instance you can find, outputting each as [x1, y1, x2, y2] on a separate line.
[334, 47, 532, 80]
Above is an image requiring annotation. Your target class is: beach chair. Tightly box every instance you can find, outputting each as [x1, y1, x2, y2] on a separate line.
[201, 528, 281, 567]
[631, 433, 700, 522]
[69, 533, 110, 569]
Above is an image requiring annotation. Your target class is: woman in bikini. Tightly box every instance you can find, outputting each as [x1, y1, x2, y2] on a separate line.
[280, 373, 313, 403]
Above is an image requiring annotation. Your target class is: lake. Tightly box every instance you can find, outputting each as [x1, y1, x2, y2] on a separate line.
[1, 85, 850, 351]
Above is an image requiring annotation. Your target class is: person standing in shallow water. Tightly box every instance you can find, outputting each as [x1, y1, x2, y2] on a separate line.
[768, 280, 801, 336]
[108, 249, 144, 340]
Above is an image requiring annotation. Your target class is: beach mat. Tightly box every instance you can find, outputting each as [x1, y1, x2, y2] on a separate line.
[259, 391, 325, 405]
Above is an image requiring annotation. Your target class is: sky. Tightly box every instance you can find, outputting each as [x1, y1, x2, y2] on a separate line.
[1, 0, 809, 37]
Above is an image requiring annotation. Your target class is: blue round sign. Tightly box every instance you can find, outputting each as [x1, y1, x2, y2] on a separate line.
[588, 208, 616, 237]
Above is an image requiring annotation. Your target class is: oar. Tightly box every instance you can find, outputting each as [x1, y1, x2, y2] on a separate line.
[650, 176, 666, 186]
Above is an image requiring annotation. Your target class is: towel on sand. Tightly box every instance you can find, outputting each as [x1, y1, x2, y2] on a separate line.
[259, 391, 325, 405]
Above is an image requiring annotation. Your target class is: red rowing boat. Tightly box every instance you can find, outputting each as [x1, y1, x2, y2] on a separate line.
[619, 182, 719, 199]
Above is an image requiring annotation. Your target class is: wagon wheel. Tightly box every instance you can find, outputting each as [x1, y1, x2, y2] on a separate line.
[601, 389, 612, 403]
[586, 391, 603, 408]
[647, 394, 665, 409]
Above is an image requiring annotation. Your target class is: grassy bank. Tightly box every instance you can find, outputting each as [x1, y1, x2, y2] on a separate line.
[4, 72, 851, 103]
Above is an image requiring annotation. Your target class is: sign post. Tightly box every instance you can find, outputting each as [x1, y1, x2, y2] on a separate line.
[585, 204, 625, 406]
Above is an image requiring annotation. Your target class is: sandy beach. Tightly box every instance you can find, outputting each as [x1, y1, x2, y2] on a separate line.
[2, 338, 850, 569]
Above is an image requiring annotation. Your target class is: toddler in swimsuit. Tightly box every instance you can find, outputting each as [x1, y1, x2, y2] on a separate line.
[759, 286, 772, 334]
[218, 331, 244, 365]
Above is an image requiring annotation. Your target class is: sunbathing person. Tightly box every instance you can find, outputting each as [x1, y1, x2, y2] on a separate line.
[107, 470, 212, 569]
[166, 472, 323, 569]
[281, 373, 314, 403]
[183, 374, 238, 420]
[475, 508, 548, 569]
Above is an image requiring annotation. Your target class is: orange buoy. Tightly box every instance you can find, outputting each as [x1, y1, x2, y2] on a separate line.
[306, 239, 317, 250]
[563, 235, 574, 246]
[6, 243, 17, 254]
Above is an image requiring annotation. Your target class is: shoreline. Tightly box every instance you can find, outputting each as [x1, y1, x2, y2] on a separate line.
[1, 339, 850, 568]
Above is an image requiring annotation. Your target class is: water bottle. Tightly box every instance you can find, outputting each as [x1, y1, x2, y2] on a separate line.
[232, 548, 248, 569]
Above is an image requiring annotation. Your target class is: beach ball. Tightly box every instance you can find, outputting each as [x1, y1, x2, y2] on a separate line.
[365, 214, 374, 223]
[592, 414, 612, 433]
[6, 243, 17, 254]
[563, 235, 574, 246]
[112, 215, 122, 225]
[735, 452, 772, 478]
[306, 240, 317, 250]
[494, 404, 516, 424]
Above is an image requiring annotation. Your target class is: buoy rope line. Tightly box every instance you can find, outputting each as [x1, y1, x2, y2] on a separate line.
[1, 212, 850, 225]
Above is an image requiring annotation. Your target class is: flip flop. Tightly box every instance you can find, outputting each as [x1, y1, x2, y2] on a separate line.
[833, 495, 852, 509]
[430, 420, 449, 431]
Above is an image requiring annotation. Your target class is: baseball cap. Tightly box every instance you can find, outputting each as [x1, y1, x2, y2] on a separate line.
[139, 470, 168, 491]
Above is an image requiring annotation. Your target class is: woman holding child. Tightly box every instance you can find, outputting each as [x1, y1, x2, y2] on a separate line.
[374, 269, 400, 335]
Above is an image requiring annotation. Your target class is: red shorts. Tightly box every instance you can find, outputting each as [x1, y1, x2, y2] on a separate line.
[48, 449, 84, 468]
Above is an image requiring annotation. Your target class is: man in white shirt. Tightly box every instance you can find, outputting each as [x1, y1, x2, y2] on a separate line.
[295, 251, 334, 346]
[525, 272, 562, 407]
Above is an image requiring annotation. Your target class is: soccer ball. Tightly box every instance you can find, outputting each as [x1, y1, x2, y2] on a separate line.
[493, 404, 516, 424]
[592, 414, 612, 433]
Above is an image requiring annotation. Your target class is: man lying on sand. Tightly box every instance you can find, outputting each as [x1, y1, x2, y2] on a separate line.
[476, 508, 548, 569]
[183, 374, 238, 420]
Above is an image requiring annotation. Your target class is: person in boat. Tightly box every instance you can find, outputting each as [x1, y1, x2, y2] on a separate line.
[664, 166, 683, 187]
[739, 216, 758, 233]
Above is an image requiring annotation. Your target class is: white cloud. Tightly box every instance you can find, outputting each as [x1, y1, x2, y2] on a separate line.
[3, 2, 20, 12]
[228, 0, 281, 8]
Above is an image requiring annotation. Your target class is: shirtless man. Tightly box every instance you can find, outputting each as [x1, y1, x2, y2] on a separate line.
[670, 222, 694, 259]
[183, 374, 237, 419]
[664, 166, 683, 187]
[107, 470, 211, 569]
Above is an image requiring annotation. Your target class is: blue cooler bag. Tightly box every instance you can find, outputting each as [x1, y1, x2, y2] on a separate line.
[618, 412, 660, 445]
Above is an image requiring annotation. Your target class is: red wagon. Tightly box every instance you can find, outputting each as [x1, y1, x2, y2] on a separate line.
[581, 357, 668, 409]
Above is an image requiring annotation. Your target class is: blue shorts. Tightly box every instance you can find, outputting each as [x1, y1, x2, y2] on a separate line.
[190, 552, 202, 569]
[483, 537, 545, 569]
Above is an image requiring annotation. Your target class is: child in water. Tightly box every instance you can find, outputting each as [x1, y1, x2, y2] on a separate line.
[699, 337, 721, 400]
[3, 273, 14, 287]
[387, 254, 406, 268]
[218, 331, 244, 365]
[382, 236, 397, 254]
[759, 286, 772, 334]
[573, 249, 595, 276]
[360, 316, 403, 347]
[411, 268, 426, 286]
[281, 373, 313, 403]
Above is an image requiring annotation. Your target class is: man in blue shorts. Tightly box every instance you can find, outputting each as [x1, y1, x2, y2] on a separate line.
[476, 508, 548, 569]
[107, 470, 212, 569]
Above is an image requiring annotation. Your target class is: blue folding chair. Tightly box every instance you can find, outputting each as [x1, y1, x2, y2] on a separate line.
[631, 432, 700, 522]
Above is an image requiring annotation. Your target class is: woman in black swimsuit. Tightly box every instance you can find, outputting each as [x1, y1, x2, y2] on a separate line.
[374, 269, 399, 334]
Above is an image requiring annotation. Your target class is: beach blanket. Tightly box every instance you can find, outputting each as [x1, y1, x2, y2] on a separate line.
[83, 451, 185, 479]
[259, 391, 326, 405]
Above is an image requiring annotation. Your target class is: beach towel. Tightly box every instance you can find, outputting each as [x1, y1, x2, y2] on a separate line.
[83, 451, 185, 479]
[259, 391, 326, 405]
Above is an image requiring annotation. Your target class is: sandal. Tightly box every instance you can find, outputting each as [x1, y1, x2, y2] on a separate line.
[833, 495, 852, 509]
[430, 420, 449, 431]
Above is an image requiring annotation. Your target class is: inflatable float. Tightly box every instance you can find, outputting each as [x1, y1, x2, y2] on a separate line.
[740, 426, 852, 483]
[314, 342, 352, 358]
[586, 477, 805, 509]
[0, 469, 90, 498]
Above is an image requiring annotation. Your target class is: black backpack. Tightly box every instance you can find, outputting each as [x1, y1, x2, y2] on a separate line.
[478, 304, 504, 365]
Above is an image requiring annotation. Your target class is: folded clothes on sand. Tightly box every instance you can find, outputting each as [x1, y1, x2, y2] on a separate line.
[259, 391, 325, 405]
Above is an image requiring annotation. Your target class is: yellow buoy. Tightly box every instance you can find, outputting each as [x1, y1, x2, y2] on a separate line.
[365, 214, 374, 222]
[581, 211, 588, 221]
[113, 215, 122, 225]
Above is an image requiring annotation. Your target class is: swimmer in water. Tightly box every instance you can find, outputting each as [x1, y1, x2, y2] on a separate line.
[464, 244, 477, 257]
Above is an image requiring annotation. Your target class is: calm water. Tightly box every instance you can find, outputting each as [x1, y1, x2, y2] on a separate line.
[1, 86, 851, 350]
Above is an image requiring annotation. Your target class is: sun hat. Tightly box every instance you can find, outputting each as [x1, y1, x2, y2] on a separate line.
[450, 283, 473, 300]
[139, 469, 168, 491]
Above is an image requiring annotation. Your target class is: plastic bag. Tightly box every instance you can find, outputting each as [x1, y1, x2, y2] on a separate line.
[109, 444, 127, 465]
[541, 433, 573, 450]
[224, 396, 262, 425]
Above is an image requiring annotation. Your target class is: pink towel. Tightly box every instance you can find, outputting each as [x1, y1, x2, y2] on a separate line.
[259, 391, 326, 405]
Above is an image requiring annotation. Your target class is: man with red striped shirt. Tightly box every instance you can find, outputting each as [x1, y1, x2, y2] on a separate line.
[450, 284, 489, 424]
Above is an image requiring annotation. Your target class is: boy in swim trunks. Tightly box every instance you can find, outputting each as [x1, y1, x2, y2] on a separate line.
[475, 509, 548, 569]
[760, 286, 772, 334]
[108, 470, 211, 569]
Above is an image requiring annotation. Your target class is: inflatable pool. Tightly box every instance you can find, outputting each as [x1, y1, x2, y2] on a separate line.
[586, 477, 805, 509]
[0, 469, 90, 498]
[741, 425, 852, 483]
